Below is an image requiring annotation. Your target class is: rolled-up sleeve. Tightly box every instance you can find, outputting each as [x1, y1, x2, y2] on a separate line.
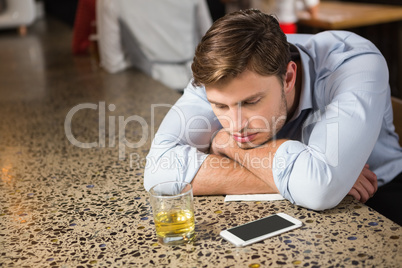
[273, 51, 389, 210]
[144, 82, 221, 191]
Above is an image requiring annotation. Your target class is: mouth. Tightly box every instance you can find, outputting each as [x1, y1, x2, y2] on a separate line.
[232, 133, 258, 143]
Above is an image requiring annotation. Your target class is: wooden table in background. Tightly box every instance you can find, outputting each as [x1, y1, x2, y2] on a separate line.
[297, 0, 402, 98]
[298, 1, 402, 29]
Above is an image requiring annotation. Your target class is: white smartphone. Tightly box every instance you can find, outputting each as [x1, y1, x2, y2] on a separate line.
[220, 213, 302, 247]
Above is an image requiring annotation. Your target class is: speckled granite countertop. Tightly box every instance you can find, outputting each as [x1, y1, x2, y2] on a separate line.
[0, 18, 401, 268]
[1, 163, 401, 267]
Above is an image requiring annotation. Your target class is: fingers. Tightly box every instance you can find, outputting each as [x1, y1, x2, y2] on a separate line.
[348, 164, 378, 203]
[348, 187, 361, 202]
[360, 176, 376, 198]
[362, 165, 378, 192]
[352, 178, 371, 203]
[210, 130, 229, 155]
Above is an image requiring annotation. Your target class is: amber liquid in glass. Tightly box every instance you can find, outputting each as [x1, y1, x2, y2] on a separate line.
[154, 209, 195, 245]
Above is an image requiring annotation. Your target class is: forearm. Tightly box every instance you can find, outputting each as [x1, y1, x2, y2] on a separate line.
[223, 139, 289, 192]
[191, 154, 277, 195]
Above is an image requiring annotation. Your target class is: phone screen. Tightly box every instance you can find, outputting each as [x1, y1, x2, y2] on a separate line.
[227, 214, 295, 241]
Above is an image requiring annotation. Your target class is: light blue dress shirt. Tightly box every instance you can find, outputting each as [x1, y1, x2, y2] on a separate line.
[144, 31, 402, 210]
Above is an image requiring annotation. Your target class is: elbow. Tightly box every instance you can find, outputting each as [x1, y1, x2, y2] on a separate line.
[299, 192, 342, 211]
[277, 143, 350, 211]
[289, 168, 345, 211]
[143, 151, 180, 191]
[143, 154, 161, 192]
[143, 168, 154, 192]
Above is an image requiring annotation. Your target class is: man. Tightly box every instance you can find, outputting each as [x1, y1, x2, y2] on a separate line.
[144, 9, 402, 225]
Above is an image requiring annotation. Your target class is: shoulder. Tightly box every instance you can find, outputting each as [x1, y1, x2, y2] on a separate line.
[289, 31, 384, 76]
[288, 31, 381, 56]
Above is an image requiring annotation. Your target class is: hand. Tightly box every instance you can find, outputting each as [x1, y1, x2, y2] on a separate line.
[348, 164, 378, 203]
[209, 129, 236, 157]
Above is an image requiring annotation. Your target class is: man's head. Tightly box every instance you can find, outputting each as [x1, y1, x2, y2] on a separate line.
[192, 9, 298, 149]
[191, 9, 291, 87]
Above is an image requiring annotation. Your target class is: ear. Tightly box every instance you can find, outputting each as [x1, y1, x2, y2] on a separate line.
[283, 61, 297, 95]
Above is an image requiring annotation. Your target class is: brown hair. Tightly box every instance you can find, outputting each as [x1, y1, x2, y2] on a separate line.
[191, 9, 291, 87]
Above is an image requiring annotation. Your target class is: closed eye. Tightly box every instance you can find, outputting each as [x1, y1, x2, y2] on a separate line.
[214, 104, 228, 109]
[243, 98, 261, 106]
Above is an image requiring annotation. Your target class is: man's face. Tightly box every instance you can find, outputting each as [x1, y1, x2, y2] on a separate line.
[205, 69, 288, 149]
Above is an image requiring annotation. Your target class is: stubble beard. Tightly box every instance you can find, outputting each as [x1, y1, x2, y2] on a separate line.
[236, 89, 288, 149]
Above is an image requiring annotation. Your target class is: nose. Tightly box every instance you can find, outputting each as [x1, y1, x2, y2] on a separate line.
[230, 104, 248, 133]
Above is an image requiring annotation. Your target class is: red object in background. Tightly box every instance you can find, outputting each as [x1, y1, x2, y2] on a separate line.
[72, 0, 96, 55]
[279, 23, 297, 34]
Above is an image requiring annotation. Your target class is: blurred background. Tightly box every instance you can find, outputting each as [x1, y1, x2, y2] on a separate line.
[0, 0, 401, 97]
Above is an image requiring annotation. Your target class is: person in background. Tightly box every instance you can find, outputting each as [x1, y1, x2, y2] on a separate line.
[97, 0, 212, 90]
[274, 0, 319, 33]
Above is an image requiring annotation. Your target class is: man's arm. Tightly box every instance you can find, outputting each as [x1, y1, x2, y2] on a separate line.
[206, 129, 377, 204]
[144, 83, 221, 191]
[205, 129, 286, 192]
[192, 154, 277, 195]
